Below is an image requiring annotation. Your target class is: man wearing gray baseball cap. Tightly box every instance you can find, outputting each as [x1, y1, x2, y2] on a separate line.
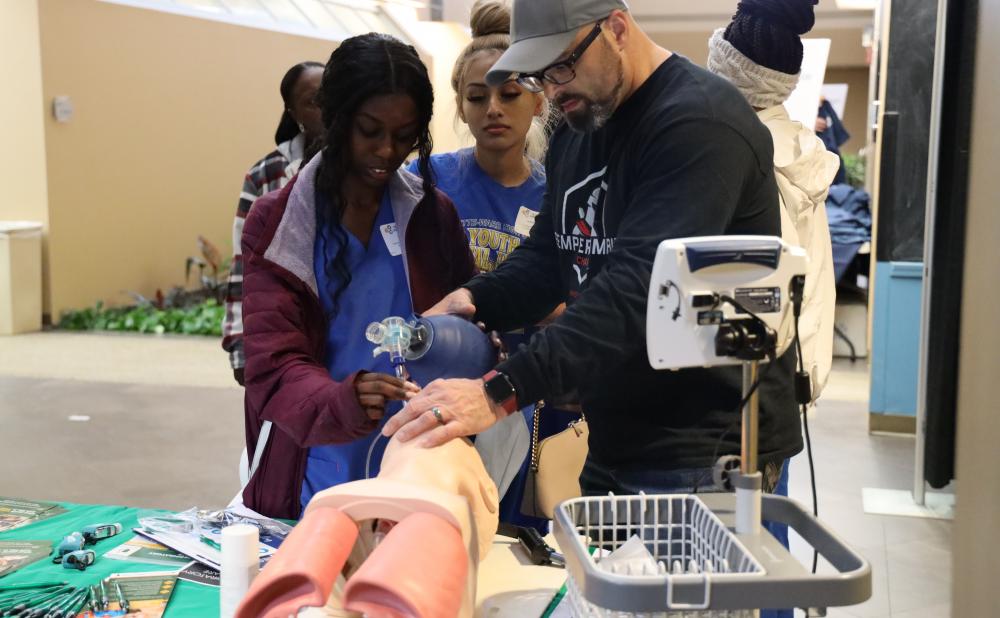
[385, 0, 801, 499]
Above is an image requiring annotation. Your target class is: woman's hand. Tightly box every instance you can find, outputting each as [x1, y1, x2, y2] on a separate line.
[354, 373, 420, 421]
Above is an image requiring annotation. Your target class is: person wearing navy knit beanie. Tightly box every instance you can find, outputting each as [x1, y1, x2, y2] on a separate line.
[710, 5, 840, 617]
[711, 0, 816, 101]
[710, 0, 839, 406]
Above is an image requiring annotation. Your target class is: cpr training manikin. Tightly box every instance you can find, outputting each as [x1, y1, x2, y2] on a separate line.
[235, 434, 500, 618]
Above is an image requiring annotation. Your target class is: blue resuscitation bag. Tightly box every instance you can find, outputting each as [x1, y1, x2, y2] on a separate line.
[367, 314, 498, 386]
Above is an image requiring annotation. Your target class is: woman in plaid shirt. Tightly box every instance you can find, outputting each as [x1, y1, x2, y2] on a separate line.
[223, 61, 325, 385]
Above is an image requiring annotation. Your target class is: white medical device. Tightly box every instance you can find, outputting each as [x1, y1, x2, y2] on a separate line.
[647, 235, 807, 535]
[647, 236, 807, 370]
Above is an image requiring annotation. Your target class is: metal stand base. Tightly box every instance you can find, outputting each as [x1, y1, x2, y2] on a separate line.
[861, 488, 955, 520]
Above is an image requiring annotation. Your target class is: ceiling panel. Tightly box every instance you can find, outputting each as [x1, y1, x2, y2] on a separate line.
[257, 0, 310, 24]
[174, 0, 226, 13]
[101, 0, 413, 43]
[217, 0, 271, 19]
[293, 0, 351, 36]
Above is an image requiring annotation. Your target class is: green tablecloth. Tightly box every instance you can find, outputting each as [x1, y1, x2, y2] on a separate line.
[0, 502, 218, 616]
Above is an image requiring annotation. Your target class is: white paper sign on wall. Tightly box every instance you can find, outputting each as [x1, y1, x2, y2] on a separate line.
[821, 83, 850, 121]
[784, 38, 832, 129]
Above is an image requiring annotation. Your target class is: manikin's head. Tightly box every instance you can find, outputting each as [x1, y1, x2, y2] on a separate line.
[484, 0, 650, 133]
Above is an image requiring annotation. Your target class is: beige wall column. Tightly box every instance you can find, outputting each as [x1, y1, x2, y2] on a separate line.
[0, 0, 51, 315]
[952, 0, 1000, 613]
[384, 5, 473, 155]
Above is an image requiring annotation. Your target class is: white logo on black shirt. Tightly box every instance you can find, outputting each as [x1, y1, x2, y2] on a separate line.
[555, 167, 614, 286]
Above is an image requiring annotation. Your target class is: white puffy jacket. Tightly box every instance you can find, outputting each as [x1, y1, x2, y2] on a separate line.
[759, 105, 840, 403]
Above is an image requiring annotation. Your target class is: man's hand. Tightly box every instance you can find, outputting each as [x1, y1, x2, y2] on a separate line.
[382, 378, 503, 447]
[355, 373, 420, 421]
[234, 368, 245, 386]
[423, 288, 476, 318]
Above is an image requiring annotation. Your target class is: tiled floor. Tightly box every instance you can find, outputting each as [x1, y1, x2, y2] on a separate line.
[0, 331, 234, 388]
[786, 362, 953, 618]
[0, 332, 242, 509]
[0, 333, 953, 616]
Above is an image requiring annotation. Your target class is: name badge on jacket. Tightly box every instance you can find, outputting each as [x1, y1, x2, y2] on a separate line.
[380, 223, 402, 256]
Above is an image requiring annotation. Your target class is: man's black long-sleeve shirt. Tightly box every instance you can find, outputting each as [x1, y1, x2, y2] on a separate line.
[464, 55, 802, 471]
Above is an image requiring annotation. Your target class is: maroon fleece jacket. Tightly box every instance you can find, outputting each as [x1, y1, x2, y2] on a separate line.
[240, 171, 475, 518]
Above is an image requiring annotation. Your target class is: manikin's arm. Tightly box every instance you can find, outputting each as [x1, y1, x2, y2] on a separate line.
[235, 437, 499, 618]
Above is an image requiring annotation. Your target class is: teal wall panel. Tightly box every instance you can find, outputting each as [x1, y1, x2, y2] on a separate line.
[870, 261, 924, 416]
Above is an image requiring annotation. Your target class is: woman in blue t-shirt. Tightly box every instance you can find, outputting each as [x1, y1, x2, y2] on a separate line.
[410, 1, 549, 271]
[408, 0, 576, 531]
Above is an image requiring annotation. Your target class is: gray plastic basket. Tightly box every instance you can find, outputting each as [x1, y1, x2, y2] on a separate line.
[553, 493, 872, 616]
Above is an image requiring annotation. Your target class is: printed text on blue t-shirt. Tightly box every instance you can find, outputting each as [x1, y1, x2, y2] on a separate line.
[464, 218, 523, 272]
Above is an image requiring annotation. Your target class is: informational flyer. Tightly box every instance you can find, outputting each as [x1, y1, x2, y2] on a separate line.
[0, 497, 68, 533]
[133, 509, 287, 571]
[134, 526, 273, 571]
[0, 540, 53, 577]
[177, 561, 220, 588]
[104, 537, 191, 568]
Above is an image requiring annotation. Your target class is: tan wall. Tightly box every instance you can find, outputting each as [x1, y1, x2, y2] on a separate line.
[0, 0, 51, 313]
[38, 0, 336, 316]
[952, 0, 1000, 613]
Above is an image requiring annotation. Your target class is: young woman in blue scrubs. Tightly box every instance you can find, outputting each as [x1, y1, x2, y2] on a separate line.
[237, 33, 476, 518]
[407, 1, 575, 531]
[297, 38, 477, 512]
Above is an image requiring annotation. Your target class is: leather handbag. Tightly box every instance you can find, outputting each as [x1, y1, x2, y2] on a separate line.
[520, 401, 589, 519]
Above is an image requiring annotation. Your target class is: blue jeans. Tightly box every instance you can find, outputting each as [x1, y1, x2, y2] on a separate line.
[580, 457, 793, 618]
